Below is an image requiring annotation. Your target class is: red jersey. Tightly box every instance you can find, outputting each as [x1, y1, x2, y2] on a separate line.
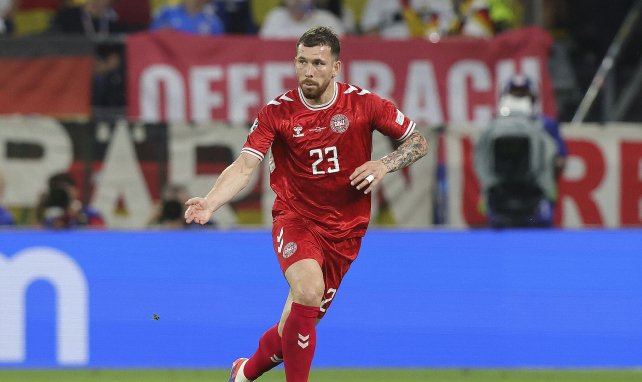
[242, 82, 416, 240]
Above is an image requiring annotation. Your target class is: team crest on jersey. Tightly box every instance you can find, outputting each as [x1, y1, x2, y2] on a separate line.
[283, 242, 298, 258]
[330, 114, 349, 133]
[293, 126, 305, 137]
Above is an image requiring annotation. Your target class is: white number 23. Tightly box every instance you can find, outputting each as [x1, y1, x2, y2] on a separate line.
[310, 146, 340, 175]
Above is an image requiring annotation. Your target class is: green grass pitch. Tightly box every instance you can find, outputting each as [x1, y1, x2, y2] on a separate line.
[1, 369, 641, 382]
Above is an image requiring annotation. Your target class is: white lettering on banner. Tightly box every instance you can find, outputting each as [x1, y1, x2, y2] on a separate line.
[169, 122, 259, 227]
[403, 61, 444, 126]
[447, 60, 492, 126]
[190, 66, 224, 123]
[137, 57, 544, 126]
[558, 126, 620, 228]
[263, 63, 293, 103]
[348, 61, 395, 101]
[0, 117, 72, 206]
[141, 63, 288, 124]
[0, 247, 88, 365]
[141, 64, 185, 122]
[92, 121, 153, 228]
[228, 65, 260, 124]
[562, 155, 589, 226]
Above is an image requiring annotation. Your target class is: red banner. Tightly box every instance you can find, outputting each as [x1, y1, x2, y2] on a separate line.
[0, 56, 92, 118]
[445, 124, 642, 228]
[127, 27, 555, 126]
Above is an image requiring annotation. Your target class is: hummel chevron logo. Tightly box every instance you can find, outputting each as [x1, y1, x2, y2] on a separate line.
[270, 354, 283, 363]
[344, 85, 357, 94]
[343, 85, 371, 95]
[267, 94, 294, 106]
[277, 227, 284, 253]
[297, 333, 310, 349]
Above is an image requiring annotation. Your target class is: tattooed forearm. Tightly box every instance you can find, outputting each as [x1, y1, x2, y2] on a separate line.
[380, 131, 428, 173]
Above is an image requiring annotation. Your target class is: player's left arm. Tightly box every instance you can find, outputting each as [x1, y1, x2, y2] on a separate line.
[350, 131, 428, 194]
[380, 131, 428, 172]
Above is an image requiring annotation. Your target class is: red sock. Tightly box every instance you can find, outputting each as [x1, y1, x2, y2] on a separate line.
[243, 324, 283, 380]
[282, 302, 319, 382]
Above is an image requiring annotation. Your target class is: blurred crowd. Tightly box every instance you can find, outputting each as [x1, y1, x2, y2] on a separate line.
[0, 0, 523, 39]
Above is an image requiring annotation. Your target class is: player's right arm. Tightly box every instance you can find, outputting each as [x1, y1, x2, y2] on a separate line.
[184, 152, 261, 225]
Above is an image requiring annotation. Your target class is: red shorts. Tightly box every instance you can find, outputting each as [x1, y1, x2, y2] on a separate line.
[272, 213, 362, 319]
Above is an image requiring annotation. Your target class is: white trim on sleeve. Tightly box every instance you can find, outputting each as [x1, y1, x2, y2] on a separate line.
[241, 147, 265, 161]
[397, 121, 416, 142]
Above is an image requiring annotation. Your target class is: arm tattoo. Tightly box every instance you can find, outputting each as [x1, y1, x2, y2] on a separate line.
[381, 131, 428, 173]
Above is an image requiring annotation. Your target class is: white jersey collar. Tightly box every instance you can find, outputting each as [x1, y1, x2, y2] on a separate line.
[298, 82, 338, 111]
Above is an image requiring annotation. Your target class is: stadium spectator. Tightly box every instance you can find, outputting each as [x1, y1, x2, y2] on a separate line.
[112, 0, 151, 32]
[36, 172, 105, 229]
[314, 0, 356, 34]
[450, 0, 520, 37]
[0, 0, 17, 36]
[248, 0, 279, 28]
[151, 0, 225, 35]
[260, 0, 344, 38]
[486, 0, 520, 33]
[361, 0, 519, 39]
[360, 0, 455, 40]
[213, 0, 257, 34]
[148, 184, 190, 228]
[184, 26, 428, 382]
[51, 0, 123, 35]
[50, 0, 126, 107]
[0, 169, 15, 226]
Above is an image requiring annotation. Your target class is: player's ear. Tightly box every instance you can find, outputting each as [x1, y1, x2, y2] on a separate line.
[332, 60, 341, 78]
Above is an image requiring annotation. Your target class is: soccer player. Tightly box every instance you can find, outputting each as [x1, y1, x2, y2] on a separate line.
[184, 26, 428, 382]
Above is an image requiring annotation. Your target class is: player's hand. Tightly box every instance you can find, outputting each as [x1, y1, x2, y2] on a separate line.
[349, 160, 388, 194]
[184, 197, 214, 225]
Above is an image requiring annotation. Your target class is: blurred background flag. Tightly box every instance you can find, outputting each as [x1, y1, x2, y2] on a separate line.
[0, 36, 93, 119]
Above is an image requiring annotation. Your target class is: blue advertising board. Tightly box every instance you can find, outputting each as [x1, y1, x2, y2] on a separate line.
[1, 229, 641, 368]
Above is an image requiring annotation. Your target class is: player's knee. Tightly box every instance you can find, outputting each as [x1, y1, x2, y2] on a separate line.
[291, 282, 324, 306]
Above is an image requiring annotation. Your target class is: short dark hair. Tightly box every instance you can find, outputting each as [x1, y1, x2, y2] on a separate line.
[297, 26, 340, 60]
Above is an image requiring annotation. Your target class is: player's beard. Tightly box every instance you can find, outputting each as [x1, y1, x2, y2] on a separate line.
[299, 79, 330, 101]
